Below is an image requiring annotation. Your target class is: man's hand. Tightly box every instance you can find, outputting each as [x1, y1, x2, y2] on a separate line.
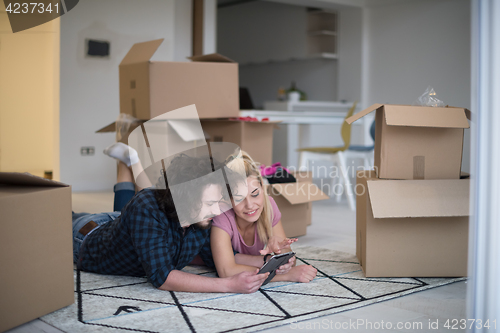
[259, 236, 298, 255]
[226, 269, 269, 294]
[275, 256, 295, 275]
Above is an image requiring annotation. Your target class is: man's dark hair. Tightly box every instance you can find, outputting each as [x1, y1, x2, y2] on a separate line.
[154, 154, 225, 225]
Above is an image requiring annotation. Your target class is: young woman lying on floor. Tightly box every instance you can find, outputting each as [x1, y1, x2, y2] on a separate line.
[210, 150, 317, 283]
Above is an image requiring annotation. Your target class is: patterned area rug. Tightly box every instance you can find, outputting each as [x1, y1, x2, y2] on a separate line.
[41, 246, 465, 333]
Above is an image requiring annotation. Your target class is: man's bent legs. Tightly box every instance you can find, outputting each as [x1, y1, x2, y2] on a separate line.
[113, 181, 135, 212]
[72, 166, 136, 264]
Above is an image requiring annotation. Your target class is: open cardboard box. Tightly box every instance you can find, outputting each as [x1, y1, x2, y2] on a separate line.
[119, 39, 239, 120]
[267, 179, 328, 238]
[97, 105, 279, 167]
[355, 170, 469, 277]
[201, 119, 279, 166]
[98, 118, 278, 165]
[96, 118, 145, 144]
[290, 170, 314, 225]
[291, 170, 313, 183]
[98, 105, 237, 188]
[0, 173, 74, 332]
[346, 104, 470, 180]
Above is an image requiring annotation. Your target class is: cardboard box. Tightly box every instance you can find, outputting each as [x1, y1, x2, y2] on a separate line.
[97, 106, 277, 166]
[290, 170, 314, 225]
[346, 104, 470, 180]
[355, 170, 469, 277]
[201, 119, 279, 166]
[98, 104, 208, 147]
[0, 173, 74, 332]
[268, 181, 328, 237]
[98, 105, 216, 189]
[96, 119, 144, 144]
[119, 39, 239, 120]
[291, 170, 313, 183]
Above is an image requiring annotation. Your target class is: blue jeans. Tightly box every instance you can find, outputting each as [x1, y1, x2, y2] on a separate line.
[72, 182, 136, 263]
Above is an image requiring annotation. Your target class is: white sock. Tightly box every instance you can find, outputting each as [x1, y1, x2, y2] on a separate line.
[103, 142, 139, 167]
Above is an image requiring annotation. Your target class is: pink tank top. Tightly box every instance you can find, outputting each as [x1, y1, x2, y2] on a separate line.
[212, 197, 281, 255]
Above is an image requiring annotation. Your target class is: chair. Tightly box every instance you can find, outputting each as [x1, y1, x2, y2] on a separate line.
[297, 102, 357, 211]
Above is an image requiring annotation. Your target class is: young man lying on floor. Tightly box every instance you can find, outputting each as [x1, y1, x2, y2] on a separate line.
[72, 143, 293, 293]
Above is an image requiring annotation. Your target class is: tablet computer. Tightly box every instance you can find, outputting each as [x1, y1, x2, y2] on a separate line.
[258, 252, 296, 285]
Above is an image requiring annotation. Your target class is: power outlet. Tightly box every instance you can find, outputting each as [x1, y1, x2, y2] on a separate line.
[80, 146, 95, 156]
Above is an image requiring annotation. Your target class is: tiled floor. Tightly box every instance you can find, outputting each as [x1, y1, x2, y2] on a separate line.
[6, 193, 467, 333]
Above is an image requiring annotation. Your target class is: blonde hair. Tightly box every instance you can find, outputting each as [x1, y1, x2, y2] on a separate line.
[225, 150, 273, 244]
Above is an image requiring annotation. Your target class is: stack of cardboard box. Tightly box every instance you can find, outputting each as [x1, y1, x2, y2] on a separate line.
[97, 38, 277, 165]
[98, 39, 327, 236]
[346, 104, 471, 277]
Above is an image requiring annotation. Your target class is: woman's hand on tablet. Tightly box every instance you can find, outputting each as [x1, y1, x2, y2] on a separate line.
[275, 256, 295, 275]
[260, 236, 298, 255]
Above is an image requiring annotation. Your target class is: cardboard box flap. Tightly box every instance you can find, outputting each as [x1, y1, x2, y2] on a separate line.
[96, 120, 146, 133]
[367, 179, 469, 219]
[384, 105, 470, 129]
[345, 103, 383, 124]
[447, 106, 472, 120]
[271, 183, 329, 205]
[0, 172, 68, 187]
[465, 108, 472, 120]
[96, 119, 203, 142]
[244, 120, 281, 125]
[120, 39, 164, 66]
[96, 122, 117, 133]
[188, 53, 235, 63]
[308, 184, 330, 201]
[167, 119, 206, 142]
[201, 119, 281, 125]
[97, 118, 204, 140]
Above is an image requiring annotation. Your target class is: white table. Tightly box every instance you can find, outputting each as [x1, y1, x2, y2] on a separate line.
[240, 104, 371, 169]
[263, 101, 355, 113]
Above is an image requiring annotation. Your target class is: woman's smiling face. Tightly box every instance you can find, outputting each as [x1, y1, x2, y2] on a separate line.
[232, 176, 264, 224]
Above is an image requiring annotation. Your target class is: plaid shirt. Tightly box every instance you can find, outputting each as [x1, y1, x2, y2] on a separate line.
[80, 189, 215, 288]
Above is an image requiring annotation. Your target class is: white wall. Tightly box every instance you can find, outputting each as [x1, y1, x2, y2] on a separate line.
[60, 0, 191, 191]
[362, 0, 471, 171]
[203, 0, 217, 54]
[174, 0, 192, 61]
[337, 5, 362, 103]
[217, 1, 362, 115]
[218, 1, 307, 63]
[218, 1, 340, 108]
[239, 59, 338, 108]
